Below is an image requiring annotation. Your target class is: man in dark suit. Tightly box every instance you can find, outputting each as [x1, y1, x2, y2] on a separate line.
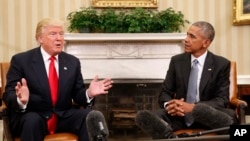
[136, 21, 238, 139]
[3, 18, 113, 141]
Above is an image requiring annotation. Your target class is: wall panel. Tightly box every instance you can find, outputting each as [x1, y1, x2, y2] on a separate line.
[0, 0, 249, 75]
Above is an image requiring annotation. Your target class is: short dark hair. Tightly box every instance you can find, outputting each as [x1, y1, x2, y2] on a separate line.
[192, 21, 215, 42]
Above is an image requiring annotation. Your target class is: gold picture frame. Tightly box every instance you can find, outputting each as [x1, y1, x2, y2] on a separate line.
[233, 0, 250, 25]
[91, 0, 158, 8]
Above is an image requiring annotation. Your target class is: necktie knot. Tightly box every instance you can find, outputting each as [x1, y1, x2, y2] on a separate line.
[193, 59, 198, 66]
[50, 56, 56, 61]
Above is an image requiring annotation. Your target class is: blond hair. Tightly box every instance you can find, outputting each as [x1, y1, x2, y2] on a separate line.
[35, 18, 64, 40]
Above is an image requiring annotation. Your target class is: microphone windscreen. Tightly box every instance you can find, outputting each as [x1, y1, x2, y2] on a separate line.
[192, 103, 233, 129]
[135, 110, 174, 139]
[86, 110, 109, 141]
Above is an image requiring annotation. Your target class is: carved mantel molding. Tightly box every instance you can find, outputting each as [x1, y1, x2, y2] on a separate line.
[64, 33, 186, 41]
[64, 33, 185, 82]
[64, 33, 186, 59]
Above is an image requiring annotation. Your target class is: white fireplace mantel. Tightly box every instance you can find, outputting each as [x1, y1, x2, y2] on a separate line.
[64, 33, 186, 41]
[64, 33, 186, 82]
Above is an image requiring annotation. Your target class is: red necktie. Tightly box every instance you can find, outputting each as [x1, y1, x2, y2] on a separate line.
[47, 56, 58, 134]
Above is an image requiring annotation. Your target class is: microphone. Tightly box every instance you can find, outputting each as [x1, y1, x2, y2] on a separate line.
[135, 110, 176, 139]
[192, 103, 233, 129]
[86, 110, 109, 141]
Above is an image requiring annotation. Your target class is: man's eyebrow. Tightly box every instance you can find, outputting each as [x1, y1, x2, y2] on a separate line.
[187, 32, 196, 38]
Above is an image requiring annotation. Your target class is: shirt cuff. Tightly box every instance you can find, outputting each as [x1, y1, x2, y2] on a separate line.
[86, 89, 93, 103]
[17, 97, 27, 110]
[164, 101, 169, 108]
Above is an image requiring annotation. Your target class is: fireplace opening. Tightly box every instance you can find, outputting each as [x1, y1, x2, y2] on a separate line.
[88, 81, 163, 139]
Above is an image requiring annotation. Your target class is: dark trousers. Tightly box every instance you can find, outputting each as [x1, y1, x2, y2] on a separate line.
[11, 108, 92, 141]
[154, 107, 238, 132]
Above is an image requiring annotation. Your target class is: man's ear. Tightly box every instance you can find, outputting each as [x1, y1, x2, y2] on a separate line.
[203, 39, 211, 48]
[37, 36, 43, 44]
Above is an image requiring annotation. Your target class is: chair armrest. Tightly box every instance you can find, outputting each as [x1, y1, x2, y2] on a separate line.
[230, 98, 248, 124]
[230, 98, 248, 109]
[0, 105, 14, 141]
[0, 105, 8, 117]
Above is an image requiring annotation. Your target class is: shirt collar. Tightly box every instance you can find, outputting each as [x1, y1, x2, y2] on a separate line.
[40, 46, 58, 62]
[191, 51, 207, 67]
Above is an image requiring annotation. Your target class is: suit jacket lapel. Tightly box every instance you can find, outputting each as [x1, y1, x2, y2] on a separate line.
[181, 54, 192, 90]
[199, 52, 214, 94]
[58, 53, 69, 98]
[31, 48, 51, 99]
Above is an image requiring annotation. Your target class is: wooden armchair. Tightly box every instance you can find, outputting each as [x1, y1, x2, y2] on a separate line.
[0, 62, 79, 141]
[173, 61, 248, 137]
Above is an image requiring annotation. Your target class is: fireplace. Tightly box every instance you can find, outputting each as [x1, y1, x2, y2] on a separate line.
[64, 33, 185, 139]
[85, 81, 163, 138]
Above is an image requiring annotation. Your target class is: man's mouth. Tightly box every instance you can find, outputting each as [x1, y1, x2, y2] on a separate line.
[55, 44, 61, 47]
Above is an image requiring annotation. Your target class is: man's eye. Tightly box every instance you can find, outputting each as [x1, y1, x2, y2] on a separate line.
[59, 32, 64, 35]
[190, 35, 195, 39]
[50, 32, 56, 35]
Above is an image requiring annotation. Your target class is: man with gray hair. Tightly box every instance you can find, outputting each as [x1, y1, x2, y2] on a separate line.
[136, 21, 238, 139]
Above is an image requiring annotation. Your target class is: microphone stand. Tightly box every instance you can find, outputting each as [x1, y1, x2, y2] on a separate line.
[155, 135, 229, 141]
[148, 127, 230, 141]
[187, 126, 229, 137]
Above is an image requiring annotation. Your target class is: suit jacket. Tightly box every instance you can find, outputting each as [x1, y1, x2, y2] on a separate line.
[3, 47, 92, 122]
[158, 51, 231, 110]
